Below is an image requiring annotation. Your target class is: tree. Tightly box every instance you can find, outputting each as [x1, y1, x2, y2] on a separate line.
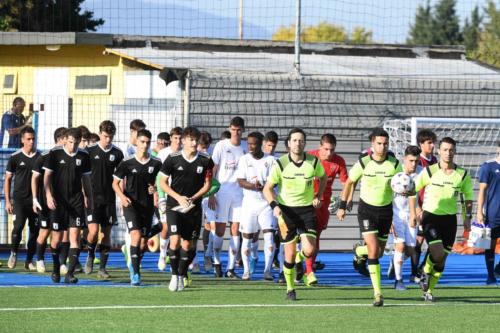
[463, 6, 482, 52]
[0, 0, 104, 32]
[432, 0, 462, 45]
[272, 21, 372, 44]
[473, 1, 500, 67]
[407, 0, 434, 44]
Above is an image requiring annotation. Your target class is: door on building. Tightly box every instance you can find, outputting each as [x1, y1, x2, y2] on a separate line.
[33, 68, 69, 149]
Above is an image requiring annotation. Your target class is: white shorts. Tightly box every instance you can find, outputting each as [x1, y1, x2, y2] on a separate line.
[239, 199, 275, 234]
[392, 215, 417, 246]
[215, 192, 242, 223]
[202, 198, 217, 223]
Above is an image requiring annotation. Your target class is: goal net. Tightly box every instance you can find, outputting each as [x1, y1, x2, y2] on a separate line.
[384, 117, 500, 217]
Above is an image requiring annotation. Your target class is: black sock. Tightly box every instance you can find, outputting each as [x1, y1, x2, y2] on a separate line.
[168, 248, 180, 275]
[51, 246, 60, 273]
[26, 229, 39, 262]
[130, 246, 140, 275]
[202, 229, 210, 252]
[87, 241, 98, 258]
[59, 242, 70, 265]
[99, 244, 110, 270]
[67, 248, 79, 275]
[419, 251, 428, 271]
[411, 246, 422, 275]
[36, 242, 47, 262]
[179, 248, 190, 277]
[485, 249, 495, 278]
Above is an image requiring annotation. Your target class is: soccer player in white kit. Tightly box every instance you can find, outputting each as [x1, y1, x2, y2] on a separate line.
[237, 132, 276, 280]
[209, 117, 247, 278]
[391, 145, 421, 290]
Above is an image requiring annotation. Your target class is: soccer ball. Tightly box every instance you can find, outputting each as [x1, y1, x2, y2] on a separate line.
[391, 172, 415, 194]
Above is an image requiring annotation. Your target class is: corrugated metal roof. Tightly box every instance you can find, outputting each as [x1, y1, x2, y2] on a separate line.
[108, 47, 500, 80]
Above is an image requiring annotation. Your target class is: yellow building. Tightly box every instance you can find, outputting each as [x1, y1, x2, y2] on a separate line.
[0, 32, 180, 149]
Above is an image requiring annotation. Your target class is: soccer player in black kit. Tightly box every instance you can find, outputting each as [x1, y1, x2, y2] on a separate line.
[44, 128, 93, 284]
[159, 126, 214, 292]
[112, 129, 162, 286]
[4, 126, 40, 270]
[85, 120, 124, 277]
[32, 127, 67, 273]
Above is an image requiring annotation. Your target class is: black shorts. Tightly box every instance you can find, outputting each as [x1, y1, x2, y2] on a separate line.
[357, 199, 393, 242]
[90, 202, 117, 227]
[123, 205, 154, 237]
[278, 205, 317, 244]
[38, 209, 50, 230]
[49, 202, 86, 231]
[13, 202, 39, 229]
[421, 211, 457, 253]
[166, 207, 202, 241]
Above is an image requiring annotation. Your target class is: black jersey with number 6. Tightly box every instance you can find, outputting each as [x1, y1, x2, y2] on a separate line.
[6, 150, 41, 205]
[113, 155, 162, 209]
[159, 151, 214, 207]
[43, 147, 91, 207]
[87, 144, 124, 205]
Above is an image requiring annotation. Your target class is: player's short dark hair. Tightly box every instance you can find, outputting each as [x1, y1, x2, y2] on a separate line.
[77, 125, 91, 140]
[417, 129, 437, 144]
[220, 130, 231, 139]
[320, 133, 337, 145]
[130, 119, 146, 131]
[439, 137, 456, 148]
[170, 127, 183, 136]
[54, 127, 67, 143]
[136, 129, 152, 140]
[66, 128, 82, 141]
[157, 132, 170, 141]
[247, 131, 264, 144]
[264, 131, 278, 144]
[230, 116, 245, 128]
[13, 97, 25, 106]
[89, 133, 100, 143]
[287, 127, 306, 143]
[369, 128, 389, 141]
[182, 126, 201, 140]
[404, 145, 421, 157]
[20, 126, 35, 137]
[99, 120, 116, 135]
[199, 131, 212, 146]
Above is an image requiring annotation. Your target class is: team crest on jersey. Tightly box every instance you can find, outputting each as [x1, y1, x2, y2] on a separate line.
[197, 166, 203, 174]
[148, 166, 154, 173]
[76, 159, 81, 166]
[109, 155, 115, 161]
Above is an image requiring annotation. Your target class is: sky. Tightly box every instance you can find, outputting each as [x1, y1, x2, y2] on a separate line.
[84, 0, 486, 43]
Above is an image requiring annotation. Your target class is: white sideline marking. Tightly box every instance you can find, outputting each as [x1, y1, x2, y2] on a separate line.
[0, 303, 431, 311]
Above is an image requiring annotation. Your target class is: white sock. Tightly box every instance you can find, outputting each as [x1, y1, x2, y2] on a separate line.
[125, 232, 131, 263]
[227, 235, 240, 270]
[206, 232, 214, 258]
[263, 232, 275, 274]
[212, 232, 223, 265]
[241, 238, 251, 274]
[159, 237, 168, 258]
[251, 240, 259, 260]
[394, 250, 404, 281]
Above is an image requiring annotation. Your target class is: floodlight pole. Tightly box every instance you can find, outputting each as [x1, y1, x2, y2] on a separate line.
[294, 0, 301, 75]
[239, 0, 244, 40]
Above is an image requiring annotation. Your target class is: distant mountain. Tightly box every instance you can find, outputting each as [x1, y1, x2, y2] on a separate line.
[91, 0, 270, 39]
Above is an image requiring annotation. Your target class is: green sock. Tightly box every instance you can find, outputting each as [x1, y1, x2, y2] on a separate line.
[423, 255, 434, 275]
[428, 270, 443, 294]
[283, 266, 296, 292]
[356, 245, 368, 257]
[295, 250, 305, 263]
[368, 263, 382, 296]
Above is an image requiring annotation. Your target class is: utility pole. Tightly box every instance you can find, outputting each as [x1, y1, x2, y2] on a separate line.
[294, 0, 301, 75]
[239, 0, 244, 40]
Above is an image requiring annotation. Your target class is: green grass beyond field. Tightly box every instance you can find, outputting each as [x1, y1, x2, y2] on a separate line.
[1, 268, 499, 333]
